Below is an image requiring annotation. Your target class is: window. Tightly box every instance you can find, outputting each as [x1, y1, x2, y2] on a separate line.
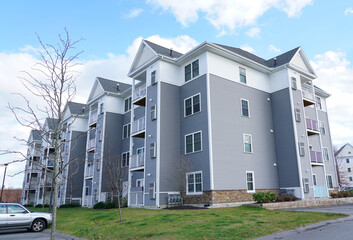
[348, 168, 351, 173]
[186, 171, 202, 194]
[0, 205, 6, 214]
[8, 205, 27, 214]
[243, 134, 252, 153]
[291, 77, 297, 90]
[323, 148, 329, 161]
[149, 182, 156, 199]
[121, 152, 130, 168]
[239, 67, 246, 84]
[98, 130, 103, 141]
[303, 178, 310, 193]
[100, 103, 104, 114]
[122, 124, 131, 139]
[184, 94, 201, 117]
[349, 152, 352, 154]
[151, 70, 156, 85]
[350, 177, 353, 182]
[150, 142, 156, 158]
[185, 60, 199, 82]
[320, 122, 326, 135]
[246, 171, 255, 192]
[27, 173, 30, 182]
[151, 105, 157, 120]
[241, 99, 249, 117]
[313, 174, 317, 186]
[326, 175, 333, 189]
[124, 97, 132, 112]
[347, 159, 350, 163]
[185, 131, 202, 154]
[39, 188, 43, 199]
[316, 96, 322, 110]
[298, 142, 305, 156]
[295, 108, 301, 122]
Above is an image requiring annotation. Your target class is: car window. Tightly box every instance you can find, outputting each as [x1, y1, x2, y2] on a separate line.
[0, 205, 6, 214]
[7, 205, 27, 214]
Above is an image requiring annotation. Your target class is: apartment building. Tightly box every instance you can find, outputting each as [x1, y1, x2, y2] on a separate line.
[125, 40, 338, 207]
[335, 143, 353, 189]
[82, 77, 131, 207]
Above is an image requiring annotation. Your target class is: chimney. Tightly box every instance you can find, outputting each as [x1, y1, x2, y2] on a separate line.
[116, 83, 120, 92]
[274, 57, 277, 66]
[169, 48, 173, 57]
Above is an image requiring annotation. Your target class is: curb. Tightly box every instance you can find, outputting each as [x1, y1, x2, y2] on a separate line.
[43, 230, 85, 240]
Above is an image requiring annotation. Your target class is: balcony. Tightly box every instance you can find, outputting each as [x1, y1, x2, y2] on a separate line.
[133, 84, 146, 106]
[302, 87, 315, 106]
[87, 138, 96, 152]
[31, 148, 41, 157]
[131, 117, 145, 138]
[130, 187, 143, 206]
[306, 118, 319, 135]
[85, 165, 94, 178]
[47, 160, 54, 168]
[83, 195, 93, 206]
[310, 150, 323, 164]
[314, 185, 328, 198]
[130, 154, 145, 169]
[89, 109, 98, 126]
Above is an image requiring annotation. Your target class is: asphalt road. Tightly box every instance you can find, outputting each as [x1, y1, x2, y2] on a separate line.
[0, 229, 83, 240]
[255, 204, 353, 240]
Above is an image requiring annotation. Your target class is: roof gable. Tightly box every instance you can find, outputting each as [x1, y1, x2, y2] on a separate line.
[87, 79, 104, 103]
[335, 143, 353, 157]
[129, 41, 158, 74]
[289, 49, 316, 76]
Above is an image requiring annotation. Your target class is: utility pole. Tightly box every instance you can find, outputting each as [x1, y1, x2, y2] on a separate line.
[0, 163, 9, 202]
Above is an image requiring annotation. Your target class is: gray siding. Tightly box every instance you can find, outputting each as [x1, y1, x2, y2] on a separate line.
[209, 74, 278, 190]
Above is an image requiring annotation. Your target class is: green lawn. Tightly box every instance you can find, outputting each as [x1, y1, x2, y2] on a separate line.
[28, 206, 346, 240]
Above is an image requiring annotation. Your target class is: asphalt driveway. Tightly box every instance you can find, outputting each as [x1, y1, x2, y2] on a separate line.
[255, 204, 353, 240]
[0, 229, 83, 240]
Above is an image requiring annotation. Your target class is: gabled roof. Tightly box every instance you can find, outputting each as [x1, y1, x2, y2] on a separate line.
[30, 129, 42, 142]
[144, 40, 183, 58]
[97, 77, 131, 94]
[66, 101, 87, 115]
[335, 143, 353, 157]
[46, 118, 58, 130]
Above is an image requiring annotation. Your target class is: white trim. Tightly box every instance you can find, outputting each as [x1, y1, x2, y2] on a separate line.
[124, 96, 132, 113]
[184, 93, 201, 117]
[326, 174, 334, 189]
[122, 123, 131, 139]
[246, 171, 255, 193]
[186, 171, 203, 195]
[206, 72, 215, 190]
[136, 178, 144, 187]
[121, 151, 130, 168]
[240, 98, 250, 118]
[156, 75, 161, 207]
[97, 112, 106, 203]
[185, 131, 203, 154]
[243, 133, 253, 154]
[312, 174, 317, 186]
[184, 59, 200, 83]
[239, 66, 247, 84]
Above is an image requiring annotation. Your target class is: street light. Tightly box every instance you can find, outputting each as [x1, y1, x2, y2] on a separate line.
[0, 163, 9, 202]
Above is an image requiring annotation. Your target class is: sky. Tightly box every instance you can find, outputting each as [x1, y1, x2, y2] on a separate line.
[0, 0, 353, 188]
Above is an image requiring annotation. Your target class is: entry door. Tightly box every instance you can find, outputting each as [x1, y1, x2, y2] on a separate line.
[0, 205, 7, 229]
[6, 204, 32, 228]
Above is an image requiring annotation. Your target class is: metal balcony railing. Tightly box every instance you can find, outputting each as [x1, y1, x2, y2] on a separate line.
[306, 118, 319, 132]
[302, 87, 314, 100]
[131, 117, 146, 134]
[89, 109, 98, 125]
[133, 84, 146, 101]
[310, 150, 323, 163]
[85, 166, 93, 178]
[87, 138, 96, 150]
[130, 187, 143, 206]
[130, 154, 144, 169]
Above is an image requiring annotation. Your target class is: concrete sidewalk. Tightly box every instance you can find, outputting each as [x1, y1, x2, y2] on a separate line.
[0, 229, 84, 240]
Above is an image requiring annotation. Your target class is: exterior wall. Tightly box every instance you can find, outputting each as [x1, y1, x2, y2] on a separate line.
[209, 74, 279, 191]
[336, 144, 353, 188]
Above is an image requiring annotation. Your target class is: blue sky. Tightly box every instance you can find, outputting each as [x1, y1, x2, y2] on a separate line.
[1, 0, 353, 187]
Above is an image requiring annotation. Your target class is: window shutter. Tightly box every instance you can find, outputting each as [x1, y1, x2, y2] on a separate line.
[150, 142, 156, 158]
[291, 77, 297, 90]
[149, 182, 156, 199]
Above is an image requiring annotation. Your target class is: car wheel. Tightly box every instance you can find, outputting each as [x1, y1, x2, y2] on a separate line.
[31, 219, 46, 232]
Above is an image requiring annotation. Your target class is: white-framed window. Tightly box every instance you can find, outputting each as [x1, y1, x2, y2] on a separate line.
[316, 96, 322, 110]
[241, 99, 250, 117]
[121, 152, 130, 168]
[323, 148, 329, 161]
[124, 97, 132, 113]
[186, 171, 202, 195]
[151, 70, 156, 85]
[243, 134, 253, 153]
[350, 177, 353, 182]
[239, 67, 247, 84]
[298, 142, 305, 156]
[246, 171, 255, 192]
[185, 131, 202, 154]
[122, 123, 131, 139]
[326, 175, 333, 189]
[100, 103, 104, 114]
[295, 108, 301, 122]
[184, 93, 201, 117]
[185, 59, 199, 82]
[151, 105, 157, 120]
[291, 77, 297, 90]
[312, 174, 317, 186]
[349, 152, 352, 154]
[136, 179, 144, 187]
[320, 121, 326, 135]
[98, 130, 103, 141]
[348, 168, 351, 173]
[150, 142, 156, 158]
[347, 159, 350, 163]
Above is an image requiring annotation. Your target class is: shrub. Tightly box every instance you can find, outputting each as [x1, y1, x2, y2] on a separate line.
[93, 202, 106, 209]
[34, 204, 43, 208]
[277, 195, 299, 202]
[121, 196, 128, 208]
[60, 202, 81, 208]
[252, 192, 277, 203]
[23, 203, 34, 207]
[330, 190, 353, 198]
[105, 201, 117, 209]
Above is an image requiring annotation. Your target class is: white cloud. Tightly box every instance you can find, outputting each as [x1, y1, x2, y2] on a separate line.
[124, 8, 144, 19]
[240, 44, 256, 53]
[269, 44, 281, 53]
[246, 27, 261, 37]
[311, 51, 353, 146]
[0, 34, 199, 188]
[345, 7, 353, 15]
[147, 0, 313, 33]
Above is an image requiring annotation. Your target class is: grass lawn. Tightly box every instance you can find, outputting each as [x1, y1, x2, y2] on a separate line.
[28, 206, 346, 240]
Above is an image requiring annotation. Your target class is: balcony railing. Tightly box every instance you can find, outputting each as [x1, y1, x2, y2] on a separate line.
[85, 166, 93, 178]
[89, 109, 98, 125]
[310, 150, 323, 163]
[87, 138, 96, 150]
[302, 87, 314, 100]
[131, 117, 146, 134]
[306, 118, 319, 132]
[130, 187, 143, 206]
[130, 154, 145, 169]
[314, 185, 328, 198]
[31, 149, 41, 157]
[133, 84, 146, 101]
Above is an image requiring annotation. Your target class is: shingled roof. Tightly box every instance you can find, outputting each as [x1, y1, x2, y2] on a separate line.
[31, 129, 42, 141]
[97, 77, 131, 94]
[144, 40, 183, 58]
[335, 143, 353, 157]
[46, 118, 58, 130]
[67, 101, 87, 115]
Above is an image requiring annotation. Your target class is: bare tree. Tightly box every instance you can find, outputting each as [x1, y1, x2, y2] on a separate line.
[2, 29, 83, 240]
[170, 155, 192, 200]
[334, 145, 349, 190]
